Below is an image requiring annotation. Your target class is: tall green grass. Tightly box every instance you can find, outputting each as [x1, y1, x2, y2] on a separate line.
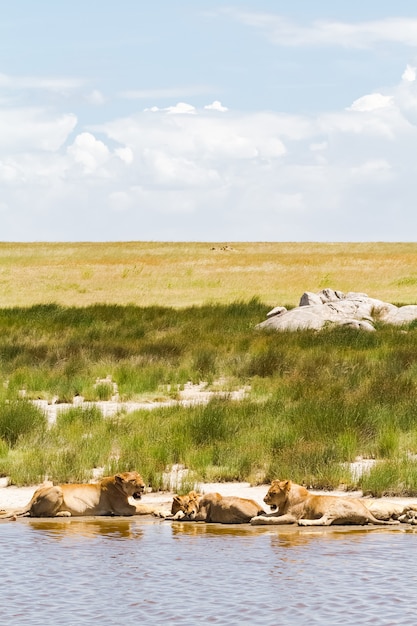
[360, 458, 417, 497]
[0, 399, 46, 447]
[1, 302, 417, 494]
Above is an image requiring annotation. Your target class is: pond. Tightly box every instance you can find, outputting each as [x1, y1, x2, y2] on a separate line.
[1, 519, 416, 625]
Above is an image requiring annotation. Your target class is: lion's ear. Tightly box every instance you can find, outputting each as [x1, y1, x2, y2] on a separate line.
[282, 480, 291, 491]
[173, 495, 181, 503]
[115, 473, 125, 484]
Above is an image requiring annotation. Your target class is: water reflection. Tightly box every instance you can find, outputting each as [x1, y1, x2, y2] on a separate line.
[170, 520, 263, 537]
[169, 520, 410, 544]
[2, 519, 417, 626]
[27, 518, 143, 540]
[269, 526, 408, 548]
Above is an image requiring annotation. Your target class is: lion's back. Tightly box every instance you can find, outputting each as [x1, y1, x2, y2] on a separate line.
[304, 493, 377, 519]
[61, 482, 101, 498]
[59, 483, 103, 514]
[206, 494, 263, 522]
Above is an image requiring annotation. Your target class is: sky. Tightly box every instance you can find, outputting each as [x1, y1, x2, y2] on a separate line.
[2, 1, 417, 242]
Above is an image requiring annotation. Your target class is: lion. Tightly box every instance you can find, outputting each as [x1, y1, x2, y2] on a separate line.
[0, 471, 151, 519]
[362, 499, 410, 521]
[170, 491, 265, 524]
[169, 490, 201, 519]
[398, 504, 417, 524]
[250, 479, 400, 526]
[154, 490, 201, 519]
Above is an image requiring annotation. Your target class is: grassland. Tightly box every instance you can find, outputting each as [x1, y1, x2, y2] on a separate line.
[1, 241, 417, 496]
[2, 241, 417, 308]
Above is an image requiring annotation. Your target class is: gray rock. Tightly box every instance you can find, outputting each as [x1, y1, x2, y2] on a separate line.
[266, 306, 287, 318]
[319, 288, 345, 303]
[299, 292, 323, 306]
[380, 304, 417, 325]
[257, 288, 417, 332]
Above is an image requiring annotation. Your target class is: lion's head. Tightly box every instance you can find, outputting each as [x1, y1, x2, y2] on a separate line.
[171, 491, 200, 518]
[115, 471, 145, 500]
[263, 479, 292, 511]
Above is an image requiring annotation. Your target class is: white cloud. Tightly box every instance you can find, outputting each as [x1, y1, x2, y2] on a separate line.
[402, 64, 417, 82]
[115, 146, 134, 165]
[0, 161, 19, 182]
[143, 148, 221, 187]
[347, 65, 417, 129]
[310, 141, 327, 152]
[96, 108, 289, 170]
[108, 191, 134, 212]
[348, 93, 394, 112]
[67, 132, 110, 174]
[4, 66, 417, 241]
[0, 72, 84, 94]
[0, 107, 77, 152]
[350, 159, 392, 181]
[204, 100, 228, 112]
[226, 11, 417, 49]
[144, 102, 197, 114]
[120, 86, 213, 99]
[85, 90, 106, 105]
[166, 102, 197, 115]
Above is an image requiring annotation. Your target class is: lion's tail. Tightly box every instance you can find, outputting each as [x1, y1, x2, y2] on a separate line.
[0, 505, 31, 519]
[367, 512, 400, 525]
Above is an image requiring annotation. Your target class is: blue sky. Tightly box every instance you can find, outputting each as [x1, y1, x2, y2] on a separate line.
[2, 1, 417, 241]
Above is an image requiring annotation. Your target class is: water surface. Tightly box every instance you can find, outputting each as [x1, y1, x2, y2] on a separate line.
[1, 519, 416, 625]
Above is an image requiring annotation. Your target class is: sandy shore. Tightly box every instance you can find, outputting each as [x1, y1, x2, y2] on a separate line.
[1, 480, 417, 516]
[0, 481, 269, 512]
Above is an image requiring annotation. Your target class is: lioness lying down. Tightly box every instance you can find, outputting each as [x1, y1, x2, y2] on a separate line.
[362, 499, 409, 521]
[169, 491, 265, 524]
[0, 471, 153, 519]
[250, 479, 400, 526]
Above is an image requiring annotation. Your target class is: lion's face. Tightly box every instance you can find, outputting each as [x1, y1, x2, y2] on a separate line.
[171, 494, 189, 515]
[115, 471, 145, 500]
[171, 491, 200, 518]
[263, 480, 290, 511]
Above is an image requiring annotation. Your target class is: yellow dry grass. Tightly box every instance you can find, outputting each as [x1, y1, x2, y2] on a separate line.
[1, 241, 417, 308]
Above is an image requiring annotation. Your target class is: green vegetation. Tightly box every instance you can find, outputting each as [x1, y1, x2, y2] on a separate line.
[1, 300, 417, 495]
[0, 399, 46, 447]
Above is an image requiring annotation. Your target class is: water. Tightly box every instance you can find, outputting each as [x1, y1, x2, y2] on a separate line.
[1, 519, 417, 625]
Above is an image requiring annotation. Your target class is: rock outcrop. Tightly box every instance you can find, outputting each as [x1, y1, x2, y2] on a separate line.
[257, 288, 417, 332]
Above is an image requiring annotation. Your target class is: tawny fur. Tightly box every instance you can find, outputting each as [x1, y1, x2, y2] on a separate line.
[362, 499, 409, 521]
[0, 471, 153, 519]
[250, 479, 400, 526]
[173, 491, 265, 524]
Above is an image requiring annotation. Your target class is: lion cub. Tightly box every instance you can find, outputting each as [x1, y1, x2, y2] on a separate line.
[169, 491, 265, 524]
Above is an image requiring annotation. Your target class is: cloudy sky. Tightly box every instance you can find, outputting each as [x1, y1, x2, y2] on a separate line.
[2, 1, 417, 242]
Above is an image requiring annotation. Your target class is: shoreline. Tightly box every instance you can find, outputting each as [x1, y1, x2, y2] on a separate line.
[2, 480, 417, 516]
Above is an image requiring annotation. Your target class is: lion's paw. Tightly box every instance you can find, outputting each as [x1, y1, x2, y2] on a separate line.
[153, 510, 171, 518]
